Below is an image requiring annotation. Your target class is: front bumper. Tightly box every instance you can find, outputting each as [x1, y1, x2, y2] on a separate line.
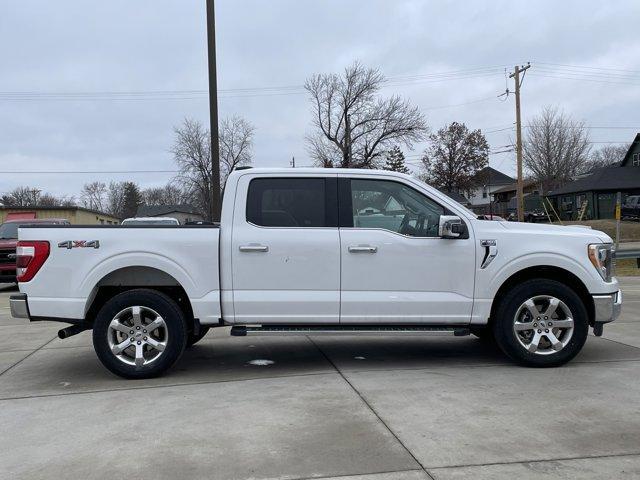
[9, 293, 29, 319]
[593, 290, 622, 324]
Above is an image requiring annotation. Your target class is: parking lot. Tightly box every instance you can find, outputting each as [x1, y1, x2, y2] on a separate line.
[0, 280, 639, 480]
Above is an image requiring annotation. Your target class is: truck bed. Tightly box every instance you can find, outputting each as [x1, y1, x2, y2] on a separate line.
[18, 225, 221, 324]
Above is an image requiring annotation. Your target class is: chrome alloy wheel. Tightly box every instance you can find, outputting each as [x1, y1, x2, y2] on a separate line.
[513, 295, 574, 355]
[107, 306, 168, 367]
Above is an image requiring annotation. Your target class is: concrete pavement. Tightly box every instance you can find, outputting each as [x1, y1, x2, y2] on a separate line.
[1, 281, 639, 479]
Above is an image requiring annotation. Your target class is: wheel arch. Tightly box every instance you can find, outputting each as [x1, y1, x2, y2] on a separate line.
[488, 265, 595, 327]
[84, 266, 195, 328]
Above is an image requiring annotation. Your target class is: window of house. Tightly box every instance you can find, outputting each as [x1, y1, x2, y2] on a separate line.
[482, 186, 488, 198]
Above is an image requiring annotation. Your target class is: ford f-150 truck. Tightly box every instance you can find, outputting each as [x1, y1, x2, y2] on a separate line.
[10, 168, 622, 378]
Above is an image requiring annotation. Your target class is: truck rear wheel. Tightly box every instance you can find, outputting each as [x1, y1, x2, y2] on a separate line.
[493, 279, 588, 367]
[93, 289, 188, 379]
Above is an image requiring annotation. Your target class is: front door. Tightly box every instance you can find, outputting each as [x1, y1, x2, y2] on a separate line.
[339, 176, 475, 324]
[231, 174, 340, 324]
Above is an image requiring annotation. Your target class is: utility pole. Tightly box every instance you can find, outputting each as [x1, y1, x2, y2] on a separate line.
[345, 114, 352, 166]
[509, 62, 531, 222]
[206, 0, 221, 222]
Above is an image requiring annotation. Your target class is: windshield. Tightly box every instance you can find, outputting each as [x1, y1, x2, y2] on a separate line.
[0, 223, 19, 239]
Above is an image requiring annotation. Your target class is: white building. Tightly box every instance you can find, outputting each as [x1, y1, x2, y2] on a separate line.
[467, 167, 515, 213]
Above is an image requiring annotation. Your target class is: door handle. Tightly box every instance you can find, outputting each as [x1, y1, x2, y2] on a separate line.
[348, 245, 377, 253]
[239, 244, 269, 253]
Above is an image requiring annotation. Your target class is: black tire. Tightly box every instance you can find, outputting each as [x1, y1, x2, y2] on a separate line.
[187, 326, 210, 347]
[492, 279, 588, 367]
[93, 289, 188, 379]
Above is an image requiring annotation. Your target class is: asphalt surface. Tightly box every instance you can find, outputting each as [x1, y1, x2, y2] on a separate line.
[1, 280, 639, 480]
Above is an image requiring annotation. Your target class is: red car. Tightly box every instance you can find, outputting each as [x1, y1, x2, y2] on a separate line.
[0, 218, 69, 283]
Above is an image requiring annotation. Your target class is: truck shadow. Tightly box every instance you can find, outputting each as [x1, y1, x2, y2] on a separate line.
[175, 335, 510, 377]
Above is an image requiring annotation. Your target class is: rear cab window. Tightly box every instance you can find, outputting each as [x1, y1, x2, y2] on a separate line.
[246, 177, 337, 228]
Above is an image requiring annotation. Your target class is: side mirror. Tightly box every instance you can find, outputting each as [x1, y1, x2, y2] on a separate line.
[439, 215, 464, 239]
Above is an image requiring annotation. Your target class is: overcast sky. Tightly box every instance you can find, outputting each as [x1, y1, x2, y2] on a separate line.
[1, 0, 639, 199]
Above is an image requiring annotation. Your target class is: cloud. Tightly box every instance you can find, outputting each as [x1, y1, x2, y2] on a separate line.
[0, 0, 639, 195]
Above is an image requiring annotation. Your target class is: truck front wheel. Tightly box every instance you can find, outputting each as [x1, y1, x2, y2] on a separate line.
[93, 289, 188, 379]
[493, 279, 588, 367]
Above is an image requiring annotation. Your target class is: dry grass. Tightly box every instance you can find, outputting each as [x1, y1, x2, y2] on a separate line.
[551, 219, 640, 276]
[556, 219, 640, 243]
[616, 258, 640, 277]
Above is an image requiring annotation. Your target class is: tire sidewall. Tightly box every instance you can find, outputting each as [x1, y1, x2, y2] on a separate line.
[493, 279, 589, 367]
[93, 289, 187, 379]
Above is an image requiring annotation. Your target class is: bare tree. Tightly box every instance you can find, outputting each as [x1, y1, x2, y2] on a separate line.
[172, 119, 212, 219]
[523, 106, 591, 192]
[107, 182, 126, 218]
[420, 122, 489, 193]
[1, 187, 42, 206]
[1, 186, 74, 207]
[143, 184, 187, 206]
[220, 116, 255, 180]
[305, 61, 428, 168]
[172, 117, 254, 219]
[587, 144, 630, 171]
[80, 181, 107, 211]
[107, 181, 141, 219]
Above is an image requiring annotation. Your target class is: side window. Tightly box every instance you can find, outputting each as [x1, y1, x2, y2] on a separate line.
[247, 178, 331, 227]
[348, 179, 445, 237]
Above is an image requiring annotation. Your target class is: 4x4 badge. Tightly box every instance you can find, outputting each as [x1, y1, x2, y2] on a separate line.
[58, 240, 100, 249]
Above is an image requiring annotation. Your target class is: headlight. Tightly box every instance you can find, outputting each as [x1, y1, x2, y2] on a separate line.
[588, 243, 614, 282]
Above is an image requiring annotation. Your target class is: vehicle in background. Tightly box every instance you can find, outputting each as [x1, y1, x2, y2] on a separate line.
[506, 210, 548, 223]
[477, 214, 504, 221]
[621, 195, 640, 221]
[185, 220, 217, 226]
[10, 168, 620, 379]
[0, 218, 69, 283]
[525, 210, 548, 223]
[121, 217, 180, 226]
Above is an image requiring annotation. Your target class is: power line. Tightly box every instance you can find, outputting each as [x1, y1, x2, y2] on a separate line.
[534, 61, 640, 74]
[0, 169, 178, 174]
[0, 65, 510, 102]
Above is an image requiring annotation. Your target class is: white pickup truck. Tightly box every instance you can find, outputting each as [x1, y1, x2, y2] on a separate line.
[10, 168, 622, 378]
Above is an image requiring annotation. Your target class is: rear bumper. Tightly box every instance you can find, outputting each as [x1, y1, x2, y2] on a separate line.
[9, 293, 29, 319]
[593, 290, 622, 324]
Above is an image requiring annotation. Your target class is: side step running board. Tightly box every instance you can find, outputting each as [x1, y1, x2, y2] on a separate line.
[230, 325, 470, 337]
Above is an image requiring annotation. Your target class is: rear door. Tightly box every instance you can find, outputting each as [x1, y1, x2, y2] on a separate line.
[231, 174, 340, 323]
[338, 174, 476, 324]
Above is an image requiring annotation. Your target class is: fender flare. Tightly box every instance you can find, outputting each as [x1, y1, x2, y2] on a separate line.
[80, 252, 198, 314]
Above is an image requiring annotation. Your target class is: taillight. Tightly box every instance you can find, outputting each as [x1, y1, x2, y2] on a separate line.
[16, 241, 50, 282]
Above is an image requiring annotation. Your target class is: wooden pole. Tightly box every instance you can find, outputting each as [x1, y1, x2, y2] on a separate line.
[510, 63, 531, 222]
[206, 0, 221, 221]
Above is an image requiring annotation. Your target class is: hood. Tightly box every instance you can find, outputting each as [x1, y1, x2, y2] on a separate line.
[0, 238, 17, 249]
[498, 221, 613, 243]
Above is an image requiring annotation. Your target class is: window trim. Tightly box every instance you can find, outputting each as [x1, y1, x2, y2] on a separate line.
[245, 176, 338, 229]
[338, 177, 459, 238]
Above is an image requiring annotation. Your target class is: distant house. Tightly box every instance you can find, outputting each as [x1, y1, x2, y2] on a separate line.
[467, 167, 515, 214]
[136, 204, 204, 225]
[491, 179, 543, 217]
[547, 134, 640, 220]
[440, 190, 471, 208]
[0, 206, 119, 225]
